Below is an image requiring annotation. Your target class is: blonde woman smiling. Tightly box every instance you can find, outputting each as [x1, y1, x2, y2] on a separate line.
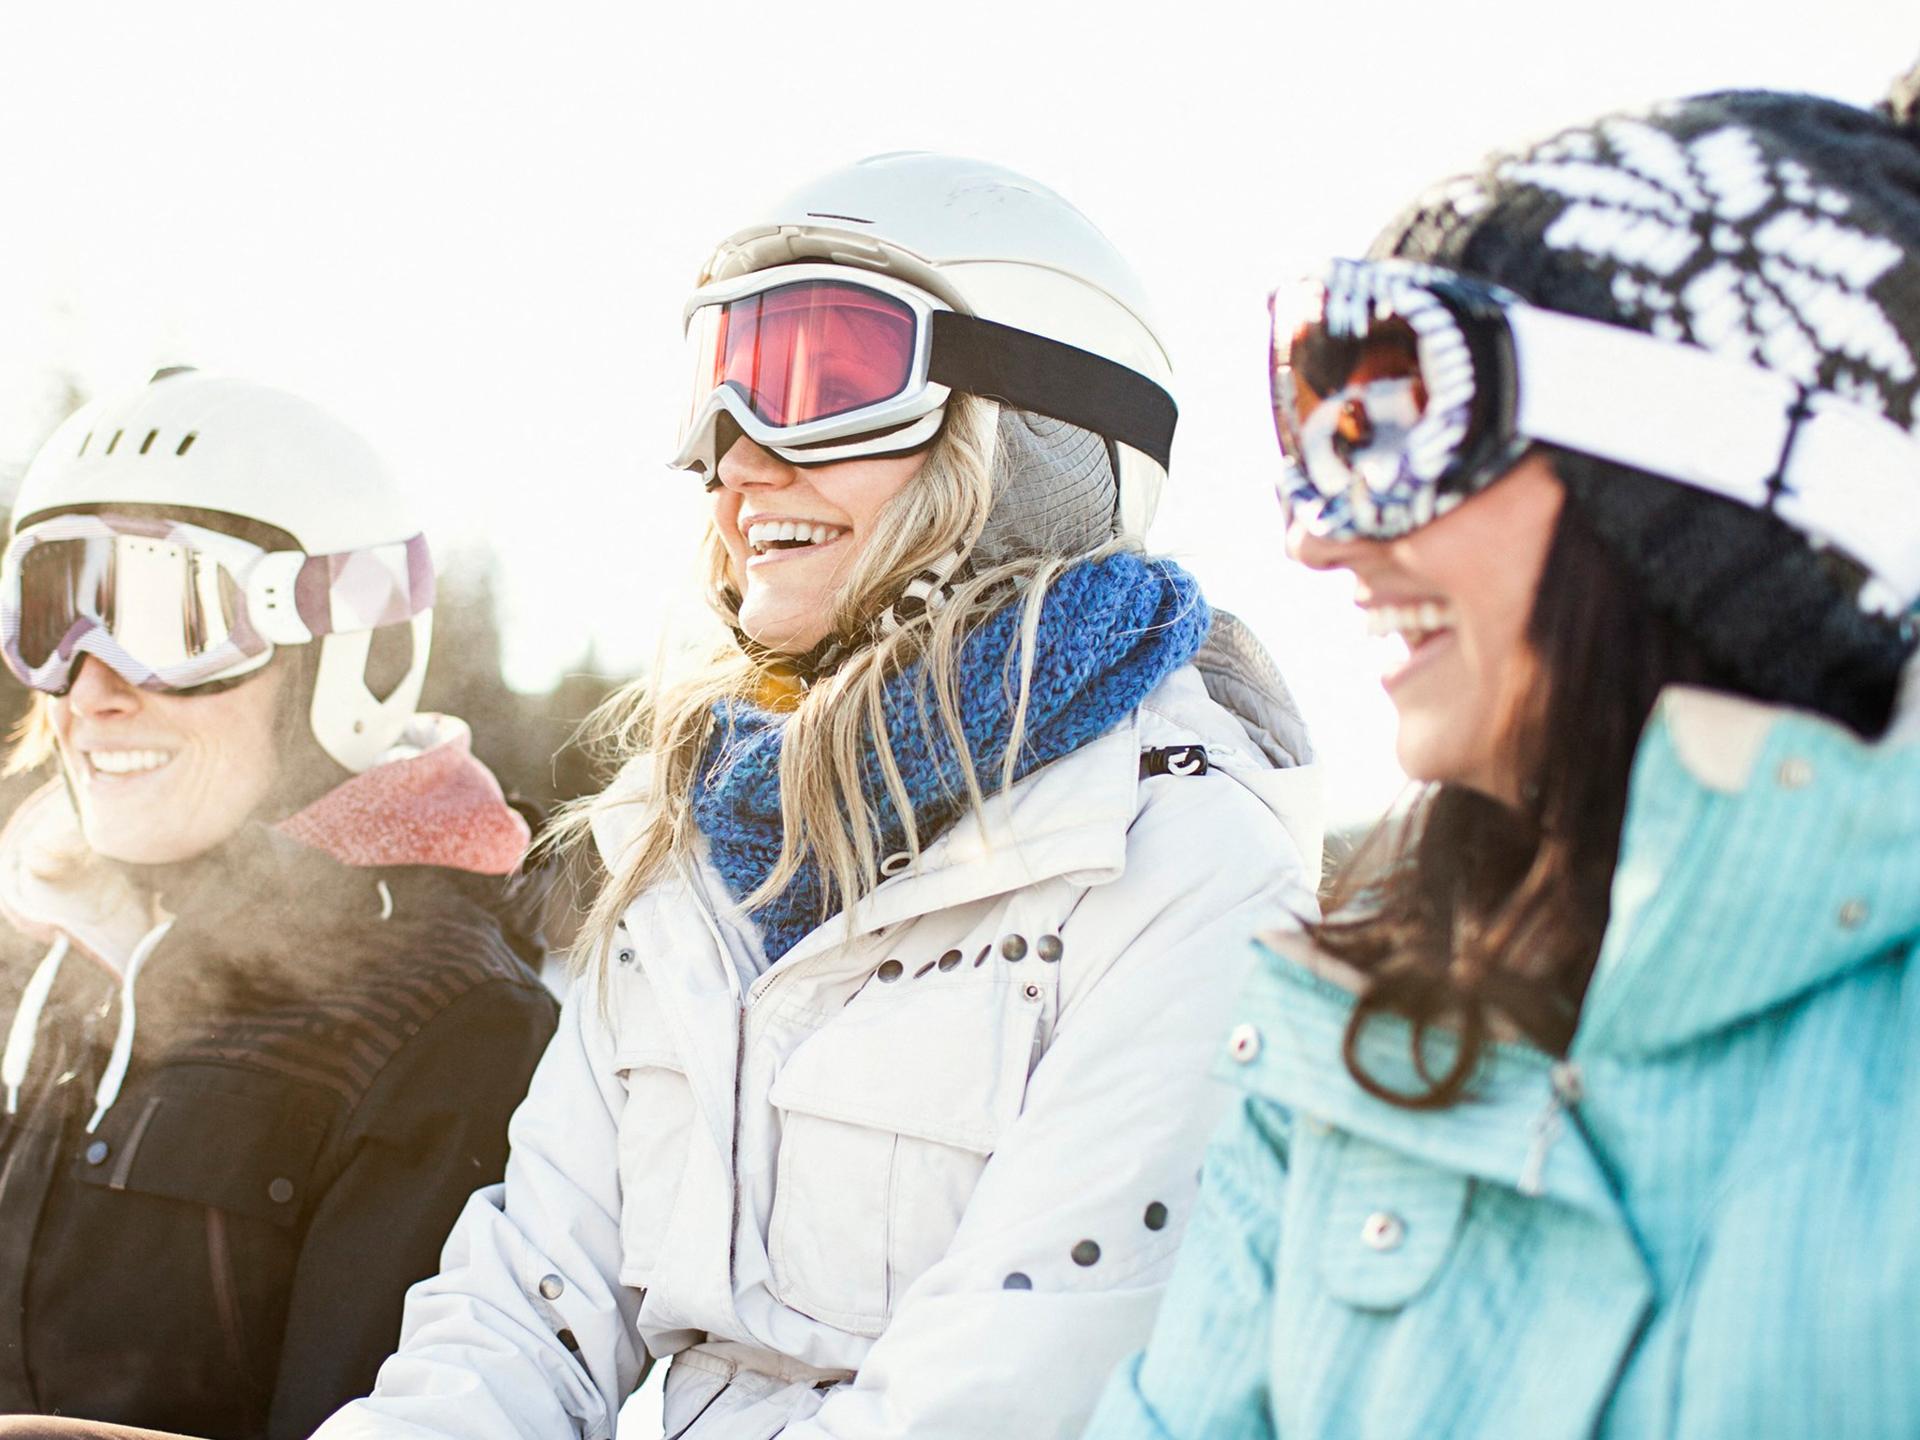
[316, 153, 1322, 1440]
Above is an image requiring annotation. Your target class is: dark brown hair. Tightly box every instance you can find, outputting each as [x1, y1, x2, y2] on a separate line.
[1316, 469, 1729, 1108]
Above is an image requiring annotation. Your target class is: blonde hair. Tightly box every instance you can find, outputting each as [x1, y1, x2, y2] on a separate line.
[553, 393, 1127, 973]
[7, 696, 57, 777]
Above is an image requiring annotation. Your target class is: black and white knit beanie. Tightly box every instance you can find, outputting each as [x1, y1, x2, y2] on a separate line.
[1372, 66, 1920, 736]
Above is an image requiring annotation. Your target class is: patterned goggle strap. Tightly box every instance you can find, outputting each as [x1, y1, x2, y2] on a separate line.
[292, 533, 435, 636]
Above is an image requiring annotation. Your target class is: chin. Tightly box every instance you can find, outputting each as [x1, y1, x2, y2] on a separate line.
[736, 607, 829, 657]
[86, 830, 196, 866]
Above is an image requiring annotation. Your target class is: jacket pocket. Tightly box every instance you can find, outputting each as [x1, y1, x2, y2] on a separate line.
[75, 1079, 329, 1226]
[612, 1055, 695, 1283]
[1309, 1130, 1471, 1311]
[609, 978, 698, 1285]
[766, 969, 1041, 1335]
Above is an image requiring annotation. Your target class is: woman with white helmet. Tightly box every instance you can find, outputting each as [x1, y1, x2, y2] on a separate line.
[306, 152, 1323, 1440]
[0, 371, 557, 1439]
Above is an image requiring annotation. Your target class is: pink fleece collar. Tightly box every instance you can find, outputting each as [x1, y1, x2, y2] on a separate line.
[275, 715, 529, 876]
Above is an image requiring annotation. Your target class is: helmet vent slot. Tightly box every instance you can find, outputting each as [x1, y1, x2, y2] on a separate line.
[138, 430, 158, 455]
[175, 432, 198, 457]
[105, 430, 124, 455]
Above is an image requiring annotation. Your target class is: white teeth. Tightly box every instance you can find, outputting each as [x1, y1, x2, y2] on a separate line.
[744, 520, 849, 554]
[1364, 602, 1456, 640]
[88, 749, 173, 776]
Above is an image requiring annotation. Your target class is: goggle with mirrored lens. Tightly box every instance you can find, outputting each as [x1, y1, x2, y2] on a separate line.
[0, 513, 434, 695]
[1269, 258, 1920, 609]
[671, 263, 1178, 475]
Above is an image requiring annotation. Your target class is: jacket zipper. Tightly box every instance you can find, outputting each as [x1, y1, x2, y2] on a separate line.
[726, 1002, 746, 1285]
[205, 1206, 247, 1376]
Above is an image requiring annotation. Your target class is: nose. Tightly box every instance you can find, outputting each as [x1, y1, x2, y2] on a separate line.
[1287, 523, 1376, 572]
[64, 656, 141, 716]
[716, 435, 798, 492]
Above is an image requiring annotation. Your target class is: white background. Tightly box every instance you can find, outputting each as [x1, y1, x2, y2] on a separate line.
[0, 3, 1909, 1428]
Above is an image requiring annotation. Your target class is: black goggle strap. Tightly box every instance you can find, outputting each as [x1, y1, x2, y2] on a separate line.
[929, 311, 1176, 470]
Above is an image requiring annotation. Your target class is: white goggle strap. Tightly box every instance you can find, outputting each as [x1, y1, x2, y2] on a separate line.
[1507, 304, 1920, 610]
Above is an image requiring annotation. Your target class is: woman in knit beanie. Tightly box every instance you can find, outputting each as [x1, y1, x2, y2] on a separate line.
[1087, 64, 1920, 1440]
[295, 154, 1322, 1440]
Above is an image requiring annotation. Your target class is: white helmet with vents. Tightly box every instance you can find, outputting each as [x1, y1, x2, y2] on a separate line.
[8, 370, 433, 772]
[687, 151, 1177, 542]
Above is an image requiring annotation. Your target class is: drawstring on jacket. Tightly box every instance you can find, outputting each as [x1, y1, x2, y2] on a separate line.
[0, 919, 175, 1130]
[3, 933, 70, 1115]
[87, 918, 174, 1133]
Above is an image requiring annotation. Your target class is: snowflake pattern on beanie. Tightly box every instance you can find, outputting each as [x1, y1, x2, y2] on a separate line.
[1490, 117, 1915, 422]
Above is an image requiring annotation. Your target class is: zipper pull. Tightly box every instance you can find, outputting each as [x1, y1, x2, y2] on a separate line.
[1519, 1061, 1584, 1197]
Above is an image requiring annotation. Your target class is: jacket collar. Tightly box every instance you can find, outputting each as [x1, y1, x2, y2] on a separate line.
[595, 624, 1325, 982]
[1236, 927, 1624, 1222]
[1572, 674, 1920, 1058]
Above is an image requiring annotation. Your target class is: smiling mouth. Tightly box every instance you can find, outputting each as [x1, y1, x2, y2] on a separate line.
[745, 520, 849, 557]
[86, 749, 175, 778]
[1365, 600, 1456, 652]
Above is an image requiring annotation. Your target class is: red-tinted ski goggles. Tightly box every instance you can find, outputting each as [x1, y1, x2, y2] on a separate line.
[671, 264, 1177, 474]
[1269, 259, 1920, 607]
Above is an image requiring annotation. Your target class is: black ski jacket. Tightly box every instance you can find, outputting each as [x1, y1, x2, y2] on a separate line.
[0, 807, 557, 1440]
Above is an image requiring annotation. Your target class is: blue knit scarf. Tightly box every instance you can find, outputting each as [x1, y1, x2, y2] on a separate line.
[692, 554, 1210, 962]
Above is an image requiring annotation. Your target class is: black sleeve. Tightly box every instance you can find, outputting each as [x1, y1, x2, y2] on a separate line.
[264, 976, 560, 1440]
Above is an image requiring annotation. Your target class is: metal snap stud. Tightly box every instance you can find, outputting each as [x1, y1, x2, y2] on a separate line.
[267, 1177, 295, 1205]
[539, 1273, 565, 1301]
[914, 961, 937, 979]
[1001, 935, 1028, 962]
[84, 1140, 109, 1166]
[973, 945, 992, 968]
[1776, 757, 1814, 790]
[1838, 899, 1869, 930]
[1036, 934, 1063, 963]
[937, 949, 962, 971]
[1227, 1023, 1262, 1063]
[1361, 1211, 1406, 1252]
[1002, 1272, 1033, 1290]
[876, 959, 904, 982]
[616, 948, 635, 966]
[1071, 1239, 1101, 1267]
[1023, 983, 1041, 1001]
[1143, 1201, 1169, 1231]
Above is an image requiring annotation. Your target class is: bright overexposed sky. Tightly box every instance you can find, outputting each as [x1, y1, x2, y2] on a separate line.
[0, 1, 1910, 827]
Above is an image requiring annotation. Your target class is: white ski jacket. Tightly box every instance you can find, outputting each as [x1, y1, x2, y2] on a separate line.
[315, 619, 1322, 1440]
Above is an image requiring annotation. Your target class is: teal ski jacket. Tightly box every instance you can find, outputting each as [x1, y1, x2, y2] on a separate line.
[1088, 681, 1920, 1439]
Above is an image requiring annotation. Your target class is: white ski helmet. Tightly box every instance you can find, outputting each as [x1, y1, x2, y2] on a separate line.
[695, 151, 1177, 542]
[10, 370, 433, 773]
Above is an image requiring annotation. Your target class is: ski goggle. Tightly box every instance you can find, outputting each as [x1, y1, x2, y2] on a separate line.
[671, 263, 1178, 475]
[0, 513, 434, 696]
[1269, 259, 1920, 608]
